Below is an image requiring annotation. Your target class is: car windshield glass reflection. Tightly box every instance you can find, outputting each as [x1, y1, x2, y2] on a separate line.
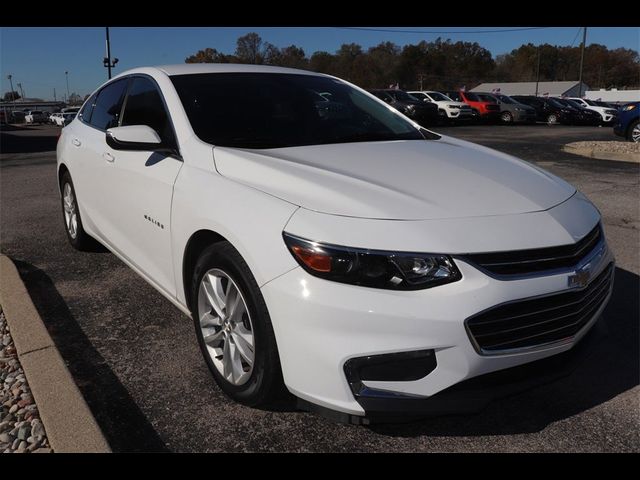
[171, 73, 424, 149]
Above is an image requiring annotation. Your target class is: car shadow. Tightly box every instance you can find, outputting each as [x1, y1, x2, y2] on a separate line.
[368, 266, 639, 437]
[0, 130, 59, 154]
[13, 259, 169, 452]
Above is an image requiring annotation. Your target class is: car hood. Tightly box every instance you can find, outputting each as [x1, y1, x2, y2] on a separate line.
[213, 136, 576, 220]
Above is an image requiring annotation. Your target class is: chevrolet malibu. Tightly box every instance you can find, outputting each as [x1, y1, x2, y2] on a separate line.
[57, 65, 614, 422]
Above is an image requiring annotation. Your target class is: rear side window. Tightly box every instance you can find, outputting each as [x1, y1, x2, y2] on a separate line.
[90, 79, 129, 131]
[121, 77, 175, 146]
[447, 92, 461, 101]
[79, 92, 98, 123]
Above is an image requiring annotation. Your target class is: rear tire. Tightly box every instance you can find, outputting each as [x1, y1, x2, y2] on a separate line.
[546, 114, 558, 125]
[190, 241, 286, 407]
[627, 119, 640, 143]
[60, 171, 94, 251]
[501, 112, 513, 123]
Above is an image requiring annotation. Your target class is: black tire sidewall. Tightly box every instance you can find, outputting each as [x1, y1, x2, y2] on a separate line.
[190, 242, 282, 406]
[628, 120, 639, 142]
[60, 172, 89, 249]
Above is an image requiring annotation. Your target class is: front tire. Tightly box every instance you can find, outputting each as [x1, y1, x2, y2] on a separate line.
[547, 114, 558, 125]
[60, 171, 93, 250]
[190, 241, 285, 407]
[628, 119, 640, 143]
[501, 111, 513, 123]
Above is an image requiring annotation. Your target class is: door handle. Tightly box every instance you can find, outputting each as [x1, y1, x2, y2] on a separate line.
[103, 152, 115, 163]
[72, 138, 81, 147]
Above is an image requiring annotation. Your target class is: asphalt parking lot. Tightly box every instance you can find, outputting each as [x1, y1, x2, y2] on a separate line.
[1, 123, 638, 452]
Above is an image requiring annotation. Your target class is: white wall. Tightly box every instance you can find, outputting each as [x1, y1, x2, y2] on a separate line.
[585, 90, 640, 103]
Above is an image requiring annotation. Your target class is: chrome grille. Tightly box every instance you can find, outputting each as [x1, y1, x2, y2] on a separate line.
[463, 224, 602, 276]
[466, 263, 613, 354]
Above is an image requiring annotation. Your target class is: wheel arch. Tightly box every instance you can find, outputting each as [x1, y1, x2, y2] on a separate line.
[182, 229, 228, 312]
[57, 163, 70, 192]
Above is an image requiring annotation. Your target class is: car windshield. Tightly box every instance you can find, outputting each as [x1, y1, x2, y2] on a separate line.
[427, 92, 451, 101]
[477, 94, 497, 102]
[547, 98, 566, 108]
[389, 90, 416, 102]
[584, 99, 597, 106]
[463, 92, 481, 101]
[496, 95, 517, 104]
[171, 73, 426, 149]
[564, 99, 583, 109]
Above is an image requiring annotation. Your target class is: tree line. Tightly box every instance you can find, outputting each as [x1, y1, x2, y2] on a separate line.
[186, 32, 639, 91]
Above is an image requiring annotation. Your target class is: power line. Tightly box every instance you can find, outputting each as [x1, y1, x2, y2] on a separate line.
[333, 26, 551, 34]
[569, 26, 583, 48]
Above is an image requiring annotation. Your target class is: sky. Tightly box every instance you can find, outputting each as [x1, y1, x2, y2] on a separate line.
[1, 26, 638, 100]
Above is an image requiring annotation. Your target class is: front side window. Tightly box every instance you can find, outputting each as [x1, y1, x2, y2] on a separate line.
[121, 77, 175, 146]
[89, 79, 129, 131]
[79, 92, 98, 123]
[170, 73, 425, 149]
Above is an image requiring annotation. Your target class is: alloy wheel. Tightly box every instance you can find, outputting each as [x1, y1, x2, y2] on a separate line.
[197, 268, 255, 386]
[62, 183, 78, 239]
[632, 123, 640, 143]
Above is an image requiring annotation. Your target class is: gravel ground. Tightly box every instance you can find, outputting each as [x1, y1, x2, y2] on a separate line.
[566, 140, 640, 154]
[0, 309, 52, 453]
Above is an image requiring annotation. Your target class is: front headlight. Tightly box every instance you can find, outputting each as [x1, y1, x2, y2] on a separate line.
[515, 107, 523, 111]
[283, 233, 461, 290]
[622, 104, 636, 112]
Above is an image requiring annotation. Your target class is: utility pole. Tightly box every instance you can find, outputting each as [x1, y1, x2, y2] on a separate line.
[17, 83, 25, 100]
[103, 27, 119, 79]
[65, 71, 70, 103]
[7, 74, 15, 101]
[577, 27, 588, 97]
[535, 46, 541, 96]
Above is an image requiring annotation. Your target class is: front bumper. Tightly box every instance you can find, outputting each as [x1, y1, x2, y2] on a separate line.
[262, 196, 613, 416]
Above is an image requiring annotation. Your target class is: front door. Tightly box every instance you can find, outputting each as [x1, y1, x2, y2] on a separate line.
[100, 76, 183, 297]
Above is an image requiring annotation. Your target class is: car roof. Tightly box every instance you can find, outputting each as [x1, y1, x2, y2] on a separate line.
[113, 64, 328, 79]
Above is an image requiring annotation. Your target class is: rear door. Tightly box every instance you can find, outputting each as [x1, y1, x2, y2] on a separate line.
[99, 75, 183, 296]
[70, 78, 129, 238]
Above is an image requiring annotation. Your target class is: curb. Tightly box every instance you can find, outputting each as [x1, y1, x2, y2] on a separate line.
[0, 255, 111, 453]
[562, 145, 640, 163]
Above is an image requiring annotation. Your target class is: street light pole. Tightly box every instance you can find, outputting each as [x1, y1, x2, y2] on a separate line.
[17, 83, 25, 99]
[65, 71, 70, 103]
[577, 27, 588, 98]
[7, 74, 15, 101]
[103, 27, 119, 79]
[535, 46, 541, 96]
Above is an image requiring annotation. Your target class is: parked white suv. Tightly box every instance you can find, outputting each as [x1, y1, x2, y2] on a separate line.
[50, 112, 65, 126]
[408, 90, 473, 121]
[565, 97, 618, 124]
[57, 65, 614, 421]
[25, 110, 48, 124]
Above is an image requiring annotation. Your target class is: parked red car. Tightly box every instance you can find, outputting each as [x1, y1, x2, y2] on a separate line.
[442, 90, 501, 122]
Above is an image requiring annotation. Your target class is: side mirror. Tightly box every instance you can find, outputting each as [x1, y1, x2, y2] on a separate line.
[106, 125, 163, 151]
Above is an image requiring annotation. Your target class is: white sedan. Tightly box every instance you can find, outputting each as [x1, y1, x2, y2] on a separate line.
[57, 65, 614, 421]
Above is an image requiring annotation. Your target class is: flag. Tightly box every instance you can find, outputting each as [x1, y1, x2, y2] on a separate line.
[460, 85, 466, 92]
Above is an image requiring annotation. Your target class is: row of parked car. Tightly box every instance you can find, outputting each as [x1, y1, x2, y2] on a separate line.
[18, 107, 80, 126]
[367, 88, 621, 128]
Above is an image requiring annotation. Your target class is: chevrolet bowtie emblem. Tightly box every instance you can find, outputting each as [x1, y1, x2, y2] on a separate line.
[568, 266, 591, 289]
